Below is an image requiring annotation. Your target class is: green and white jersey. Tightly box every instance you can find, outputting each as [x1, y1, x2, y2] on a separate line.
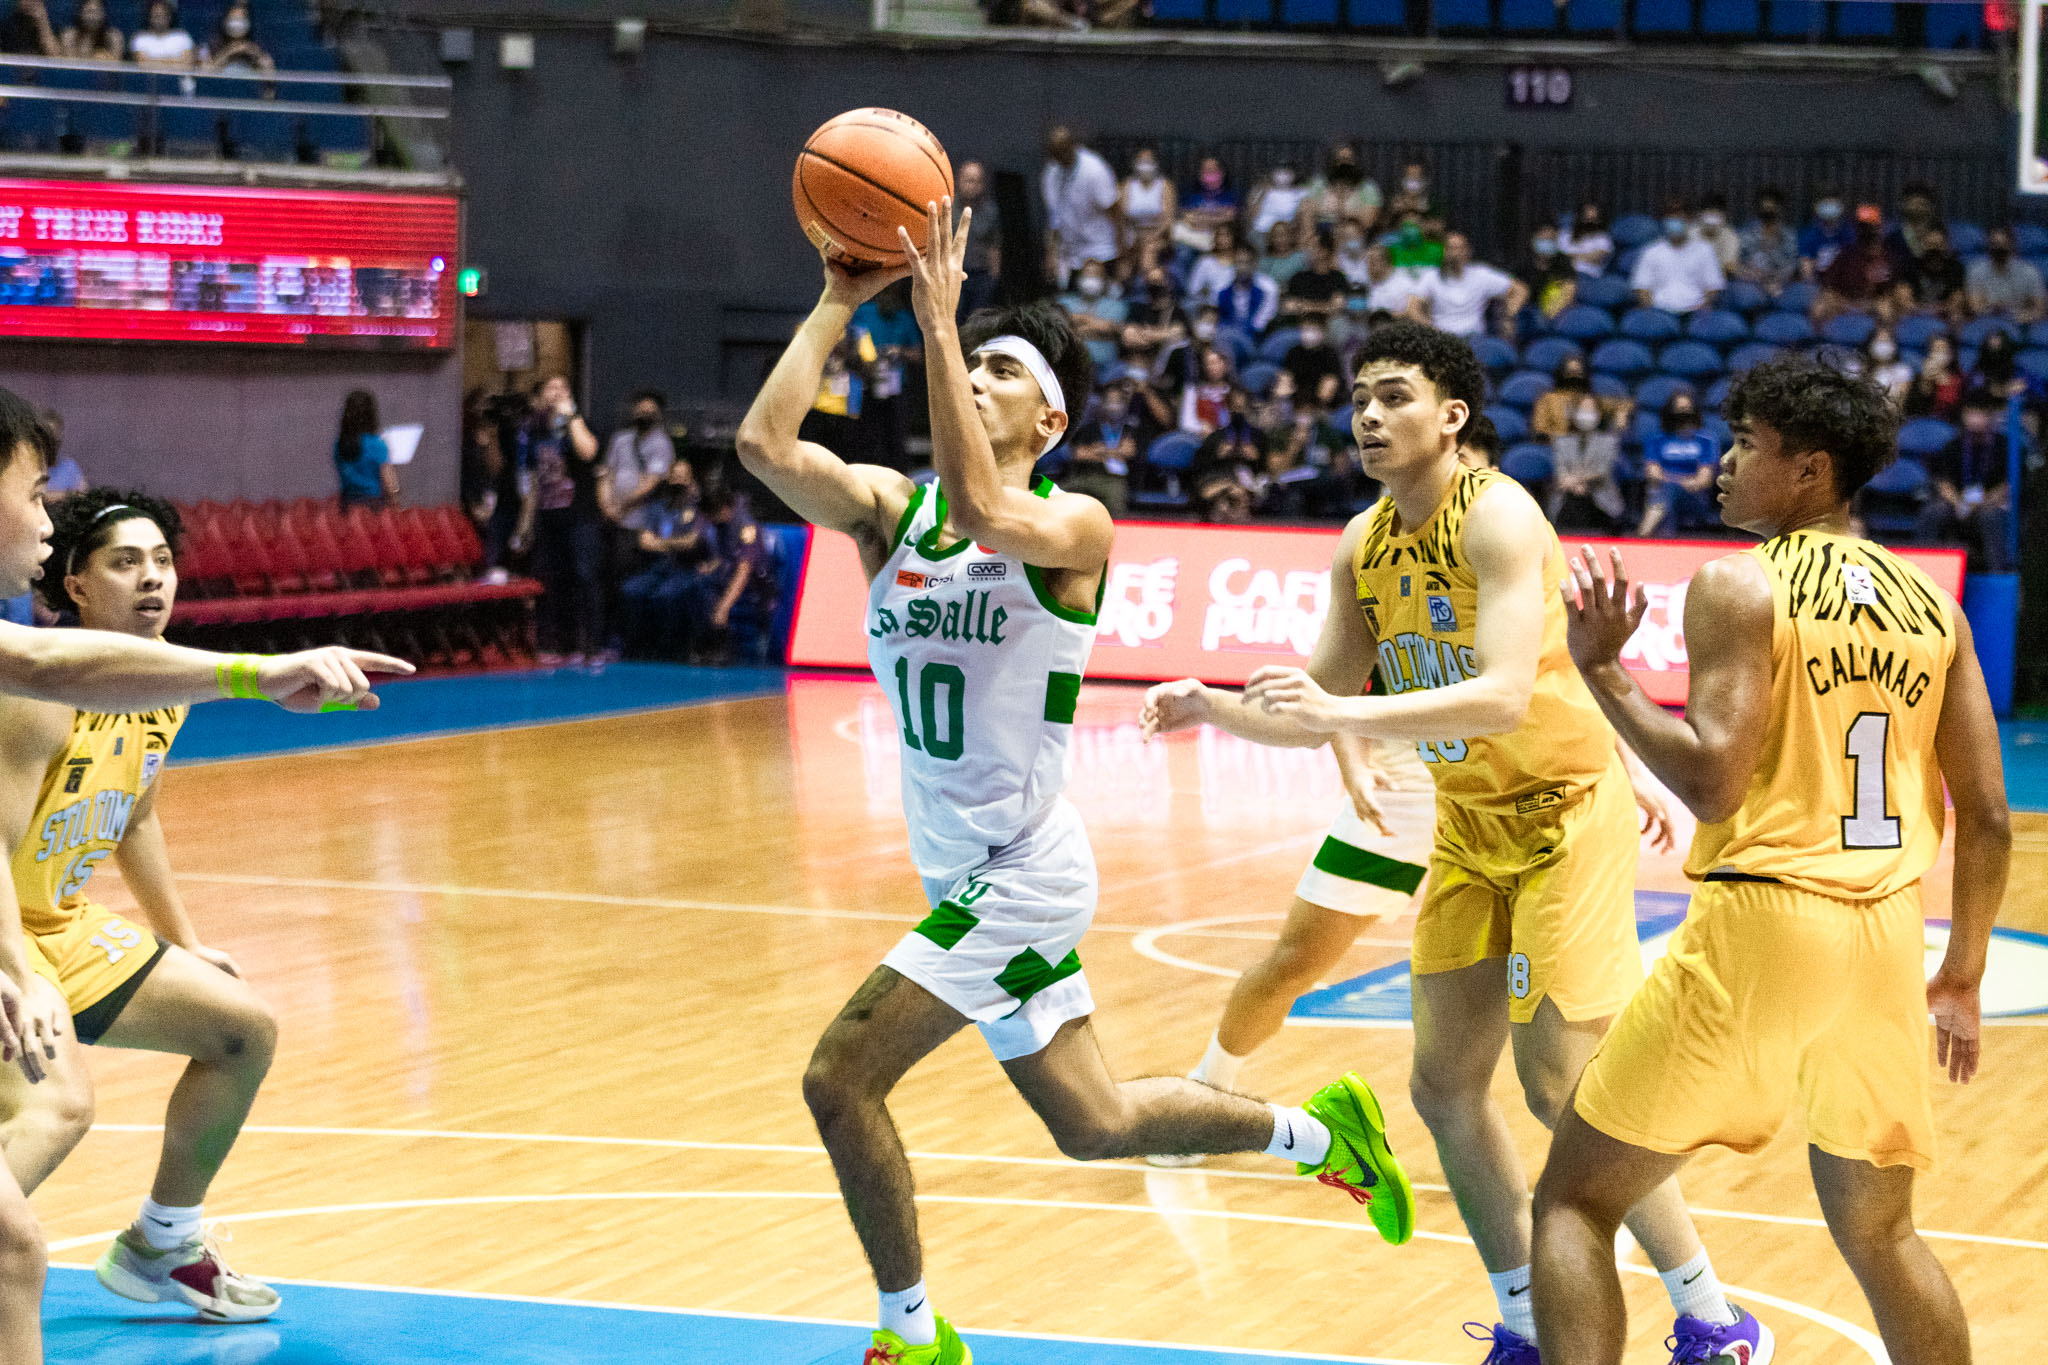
[865, 478, 1103, 881]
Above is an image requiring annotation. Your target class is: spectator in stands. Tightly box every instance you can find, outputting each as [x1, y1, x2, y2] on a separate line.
[998, 0, 1087, 31]
[1063, 375, 1141, 515]
[1385, 215, 1443, 270]
[1249, 167, 1310, 250]
[1, 0, 58, 54]
[1632, 201, 1724, 314]
[1334, 220, 1372, 288]
[1190, 398, 1264, 523]
[1408, 232, 1523, 339]
[1282, 236, 1348, 321]
[1737, 186, 1799, 295]
[799, 323, 873, 461]
[1359, 243, 1432, 318]
[1903, 334, 1965, 420]
[1971, 328, 2028, 401]
[1120, 265, 1184, 364]
[618, 463, 716, 659]
[1185, 220, 1242, 305]
[1559, 201, 1613, 279]
[1258, 219, 1307, 287]
[1867, 328, 1915, 405]
[1798, 188, 1853, 279]
[852, 281, 923, 469]
[1281, 316, 1343, 396]
[333, 390, 397, 510]
[1153, 305, 1215, 411]
[599, 390, 679, 616]
[58, 0, 119, 57]
[1522, 223, 1577, 321]
[1637, 392, 1719, 536]
[36, 408, 82, 503]
[1896, 225, 1967, 319]
[1041, 127, 1120, 289]
[1180, 345, 1236, 434]
[513, 376, 605, 667]
[206, 1, 270, 73]
[1967, 227, 2048, 323]
[1885, 182, 1944, 273]
[1386, 162, 1438, 222]
[689, 489, 775, 664]
[127, 0, 193, 66]
[1693, 192, 1741, 274]
[1546, 391, 1626, 533]
[1304, 144, 1380, 237]
[1531, 354, 1628, 438]
[1916, 391, 2012, 570]
[1215, 244, 1280, 336]
[460, 388, 514, 570]
[1057, 259, 1127, 372]
[1119, 149, 1175, 278]
[956, 160, 1002, 316]
[1176, 157, 1240, 253]
[1814, 204, 1895, 322]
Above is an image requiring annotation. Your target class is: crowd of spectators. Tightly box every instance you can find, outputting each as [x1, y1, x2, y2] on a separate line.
[0, 0, 273, 71]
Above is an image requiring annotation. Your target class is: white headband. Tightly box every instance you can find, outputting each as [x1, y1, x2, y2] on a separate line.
[973, 334, 1067, 456]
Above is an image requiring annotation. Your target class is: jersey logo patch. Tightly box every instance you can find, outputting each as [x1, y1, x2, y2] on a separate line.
[61, 755, 90, 795]
[112, 737, 124, 756]
[1427, 595, 1458, 634]
[966, 562, 1007, 579]
[1514, 787, 1565, 815]
[1841, 563, 1879, 606]
[1400, 575, 1412, 597]
[896, 570, 928, 589]
[141, 753, 164, 784]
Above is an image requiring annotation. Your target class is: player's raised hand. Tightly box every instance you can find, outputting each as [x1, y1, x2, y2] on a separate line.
[897, 196, 967, 330]
[1926, 964, 1982, 1084]
[1139, 677, 1209, 740]
[1245, 666, 1343, 732]
[257, 647, 414, 713]
[1563, 545, 1647, 675]
[819, 246, 909, 311]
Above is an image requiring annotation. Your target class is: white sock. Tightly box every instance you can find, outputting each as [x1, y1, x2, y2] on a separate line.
[138, 1197, 202, 1252]
[879, 1279, 937, 1346]
[1661, 1249, 1738, 1325]
[1489, 1264, 1537, 1340]
[1192, 1032, 1245, 1092]
[1264, 1105, 1331, 1166]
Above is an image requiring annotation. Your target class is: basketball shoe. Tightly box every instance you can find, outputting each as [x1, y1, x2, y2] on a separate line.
[96, 1223, 281, 1322]
[1465, 1322, 1541, 1364]
[865, 1316, 971, 1364]
[1668, 1309, 1774, 1364]
[1298, 1071, 1416, 1245]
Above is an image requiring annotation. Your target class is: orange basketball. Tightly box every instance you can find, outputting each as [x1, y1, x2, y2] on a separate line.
[792, 108, 954, 271]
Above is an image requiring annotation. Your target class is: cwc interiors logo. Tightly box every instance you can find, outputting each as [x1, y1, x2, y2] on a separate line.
[1202, 559, 1328, 656]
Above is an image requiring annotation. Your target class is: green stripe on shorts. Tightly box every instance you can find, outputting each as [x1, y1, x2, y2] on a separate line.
[1044, 671, 1081, 724]
[994, 945, 1082, 1005]
[1311, 837, 1427, 894]
[914, 900, 980, 951]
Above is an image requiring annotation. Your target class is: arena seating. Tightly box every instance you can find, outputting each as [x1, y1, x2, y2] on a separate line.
[1146, 0, 1985, 46]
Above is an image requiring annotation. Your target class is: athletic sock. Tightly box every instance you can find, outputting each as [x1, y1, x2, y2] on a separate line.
[1264, 1105, 1331, 1166]
[880, 1279, 937, 1346]
[1488, 1264, 1537, 1341]
[137, 1198, 202, 1252]
[1661, 1248, 1738, 1325]
[1192, 1032, 1245, 1092]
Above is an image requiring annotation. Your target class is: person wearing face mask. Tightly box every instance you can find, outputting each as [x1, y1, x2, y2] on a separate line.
[1737, 188, 1799, 295]
[1896, 226, 1966, 319]
[1385, 212, 1445, 270]
[1305, 144, 1382, 235]
[1798, 189, 1855, 279]
[601, 389, 679, 549]
[1966, 227, 2048, 324]
[1638, 393, 1719, 536]
[1915, 390, 2014, 571]
[1334, 223, 1373, 288]
[1970, 328, 2030, 402]
[1903, 335, 1965, 420]
[1280, 316, 1343, 397]
[1631, 200, 1725, 315]
[1530, 356, 1629, 439]
[1055, 260, 1128, 372]
[1883, 183, 1943, 270]
[1250, 166, 1311, 249]
[1387, 161, 1437, 220]
[1173, 156, 1240, 255]
[1282, 236, 1349, 322]
[1523, 224, 1578, 320]
[1693, 192, 1740, 273]
[1559, 201, 1613, 278]
[1215, 244, 1280, 337]
[1119, 148, 1177, 276]
[206, 1, 270, 72]
[1064, 378, 1143, 515]
[1119, 266, 1185, 365]
[1865, 329, 1915, 403]
[1547, 393, 1626, 531]
[1815, 204, 1897, 322]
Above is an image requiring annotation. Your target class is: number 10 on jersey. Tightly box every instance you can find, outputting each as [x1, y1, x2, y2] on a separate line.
[895, 658, 966, 761]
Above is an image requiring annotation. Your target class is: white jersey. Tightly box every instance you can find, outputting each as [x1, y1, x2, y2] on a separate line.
[865, 478, 1102, 881]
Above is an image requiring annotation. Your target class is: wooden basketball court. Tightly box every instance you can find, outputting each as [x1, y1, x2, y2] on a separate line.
[37, 673, 2048, 1364]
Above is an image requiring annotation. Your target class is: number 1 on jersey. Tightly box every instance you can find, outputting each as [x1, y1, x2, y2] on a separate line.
[1840, 711, 1901, 849]
[894, 657, 966, 762]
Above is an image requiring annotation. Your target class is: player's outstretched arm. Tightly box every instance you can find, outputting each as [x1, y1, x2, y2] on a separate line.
[1565, 546, 1772, 822]
[900, 201, 1113, 572]
[0, 627, 411, 715]
[735, 251, 915, 564]
[1927, 609, 2010, 1085]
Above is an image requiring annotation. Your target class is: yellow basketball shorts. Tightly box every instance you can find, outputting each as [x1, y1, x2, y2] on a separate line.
[1575, 877, 1936, 1172]
[22, 903, 167, 1045]
[1411, 757, 1642, 1024]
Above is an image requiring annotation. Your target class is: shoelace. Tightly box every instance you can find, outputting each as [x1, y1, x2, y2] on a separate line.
[1463, 1322, 1535, 1364]
[1315, 1170, 1374, 1205]
[1664, 1325, 1735, 1364]
[862, 1347, 903, 1365]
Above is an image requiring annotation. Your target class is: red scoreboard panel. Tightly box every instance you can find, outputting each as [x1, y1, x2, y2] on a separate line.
[0, 178, 459, 348]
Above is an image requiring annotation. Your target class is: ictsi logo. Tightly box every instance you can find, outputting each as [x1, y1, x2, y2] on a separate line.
[1098, 557, 1178, 647]
[1202, 558, 1328, 655]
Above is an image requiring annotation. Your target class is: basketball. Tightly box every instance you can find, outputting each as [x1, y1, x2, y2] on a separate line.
[792, 107, 954, 270]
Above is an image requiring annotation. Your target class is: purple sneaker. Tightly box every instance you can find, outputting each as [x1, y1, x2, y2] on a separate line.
[1668, 1308, 1774, 1365]
[1463, 1323, 1540, 1364]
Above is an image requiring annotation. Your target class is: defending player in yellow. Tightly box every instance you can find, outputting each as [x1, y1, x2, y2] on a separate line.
[1533, 356, 2006, 1365]
[1143, 321, 1757, 1364]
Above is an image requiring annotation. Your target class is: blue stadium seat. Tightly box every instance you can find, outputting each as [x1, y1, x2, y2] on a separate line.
[1566, 0, 1623, 30]
[1821, 311, 1877, 348]
[1499, 0, 1557, 28]
[1923, 0, 1983, 48]
[1634, 375, 1695, 411]
[1550, 305, 1615, 342]
[1659, 340, 1724, 377]
[1346, 0, 1406, 24]
[1240, 361, 1281, 396]
[2015, 223, 2048, 255]
[1590, 338, 1654, 377]
[1620, 308, 1684, 342]
[1615, 245, 1647, 278]
[1946, 222, 1987, 256]
[1769, 0, 1823, 36]
[1590, 373, 1630, 400]
[1145, 430, 1202, 470]
[1705, 374, 1735, 409]
[1959, 346, 1978, 374]
[1834, 1, 1894, 39]
[1484, 404, 1531, 445]
[1471, 335, 1518, 373]
[1776, 279, 1819, 314]
[1433, 0, 1493, 28]
[1698, 0, 1758, 32]
[1282, 0, 1339, 21]
[1498, 370, 1555, 409]
[1753, 311, 1814, 345]
[1687, 309, 1749, 345]
[1859, 456, 1928, 536]
[1258, 327, 1302, 362]
[2028, 320, 2048, 350]
[1501, 442, 1556, 485]
[1960, 316, 2020, 348]
[2018, 349, 2048, 384]
[1149, 0, 1208, 18]
[1634, 0, 1693, 30]
[1213, 328, 1255, 368]
[1894, 313, 1950, 351]
[1522, 336, 1584, 372]
[1630, 408, 1668, 446]
[1719, 279, 1770, 316]
[1726, 341, 1783, 372]
[1896, 418, 1957, 460]
[1611, 214, 1661, 250]
[1213, 0, 1275, 21]
[1575, 274, 1634, 311]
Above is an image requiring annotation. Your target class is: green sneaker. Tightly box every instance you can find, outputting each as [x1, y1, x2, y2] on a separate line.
[1298, 1071, 1416, 1246]
[864, 1315, 972, 1364]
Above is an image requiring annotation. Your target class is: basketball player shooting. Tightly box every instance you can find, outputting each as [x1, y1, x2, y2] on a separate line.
[736, 200, 1417, 1365]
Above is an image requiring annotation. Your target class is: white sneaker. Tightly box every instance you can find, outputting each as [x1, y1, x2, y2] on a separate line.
[96, 1222, 281, 1322]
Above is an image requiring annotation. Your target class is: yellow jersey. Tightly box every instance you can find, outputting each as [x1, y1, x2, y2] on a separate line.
[1353, 464, 1615, 815]
[13, 706, 185, 936]
[1685, 530, 1954, 899]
